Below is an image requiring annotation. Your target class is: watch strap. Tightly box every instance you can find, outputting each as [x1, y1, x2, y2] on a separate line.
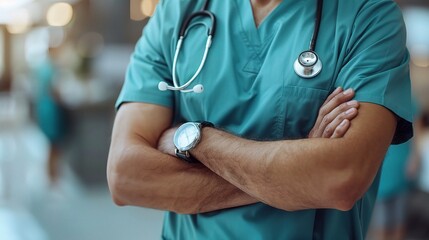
[199, 121, 214, 128]
[175, 149, 199, 163]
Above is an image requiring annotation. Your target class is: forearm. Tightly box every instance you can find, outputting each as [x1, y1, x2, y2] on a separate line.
[107, 141, 257, 214]
[192, 129, 344, 211]
[191, 104, 396, 211]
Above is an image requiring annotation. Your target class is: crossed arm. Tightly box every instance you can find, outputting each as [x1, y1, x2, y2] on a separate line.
[108, 103, 257, 213]
[190, 102, 395, 211]
[107, 89, 396, 213]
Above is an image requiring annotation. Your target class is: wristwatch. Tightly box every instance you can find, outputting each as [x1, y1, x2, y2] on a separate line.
[173, 121, 214, 163]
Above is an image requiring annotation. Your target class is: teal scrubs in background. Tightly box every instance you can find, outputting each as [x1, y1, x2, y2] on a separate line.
[35, 58, 65, 143]
[116, 0, 413, 239]
[378, 141, 411, 200]
[378, 101, 417, 200]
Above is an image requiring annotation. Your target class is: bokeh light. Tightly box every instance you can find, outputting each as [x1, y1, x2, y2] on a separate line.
[46, 2, 73, 27]
[6, 8, 31, 34]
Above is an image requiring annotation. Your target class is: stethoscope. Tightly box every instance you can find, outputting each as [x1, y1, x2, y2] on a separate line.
[294, 0, 323, 78]
[159, 0, 323, 94]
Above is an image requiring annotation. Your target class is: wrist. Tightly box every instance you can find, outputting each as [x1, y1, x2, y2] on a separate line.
[173, 121, 214, 163]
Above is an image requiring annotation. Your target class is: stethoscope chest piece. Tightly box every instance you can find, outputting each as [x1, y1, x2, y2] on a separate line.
[294, 50, 322, 78]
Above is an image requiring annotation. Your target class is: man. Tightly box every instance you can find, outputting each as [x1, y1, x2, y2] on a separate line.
[107, 0, 413, 239]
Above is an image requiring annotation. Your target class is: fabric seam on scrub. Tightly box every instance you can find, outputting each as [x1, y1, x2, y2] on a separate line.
[115, 91, 173, 110]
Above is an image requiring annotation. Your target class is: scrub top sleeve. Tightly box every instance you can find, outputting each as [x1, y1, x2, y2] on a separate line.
[335, 1, 412, 144]
[116, 0, 174, 110]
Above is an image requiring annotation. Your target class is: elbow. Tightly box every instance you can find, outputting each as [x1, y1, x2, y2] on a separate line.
[107, 143, 153, 207]
[107, 166, 128, 206]
[113, 197, 126, 207]
[330, 185, 362, 211]
[328, 153, 383, 211]
[329, 171, 372, 211]
[108, 180, 127, 207]
[106, 147, 135, 207]
[173, 206, 201, 215]
[334, 197, 357, 212]
[111, 191, 126, 206]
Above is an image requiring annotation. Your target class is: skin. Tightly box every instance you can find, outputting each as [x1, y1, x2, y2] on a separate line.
[108, 0, 396, 213]
[107, 88, 361, 214]
[250, 0, 283, 27]
[187, 102, 395, 211]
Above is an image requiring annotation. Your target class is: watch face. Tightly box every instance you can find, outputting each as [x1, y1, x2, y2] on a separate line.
[174, 123, 201, 151]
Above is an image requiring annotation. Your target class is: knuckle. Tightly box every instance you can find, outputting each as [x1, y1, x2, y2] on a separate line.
[341, 111, 350, 118]
[335, 112, 347, 121]
[335, 127, 345, 136]
[321, 116, 331, 125]
[318, 106, 327, 116]
[324, 127, 333, 137]
[331, 95, 343, 104]
[340, 102, 349, 111]
[334, 125, 343, 133]
[332, 129, 341, 138]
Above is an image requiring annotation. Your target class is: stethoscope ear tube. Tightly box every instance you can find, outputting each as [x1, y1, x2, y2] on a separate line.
[160, 8, 216, 94]
[165, 34, 212, 93]
[179, 11, 216, 37]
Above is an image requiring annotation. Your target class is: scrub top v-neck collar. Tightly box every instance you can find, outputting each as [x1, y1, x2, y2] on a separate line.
[236, 0, 287, 45]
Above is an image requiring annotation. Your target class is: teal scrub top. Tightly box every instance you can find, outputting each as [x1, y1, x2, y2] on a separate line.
[377, 140, 412, 200]
[116, 0, 413, 239]
[378, 100, 418, 200]
[35, 58, 65, 143]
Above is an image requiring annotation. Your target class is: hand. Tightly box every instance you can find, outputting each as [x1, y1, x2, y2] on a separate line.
[157, 126, 178, 157]
[309, 87, 359, 138]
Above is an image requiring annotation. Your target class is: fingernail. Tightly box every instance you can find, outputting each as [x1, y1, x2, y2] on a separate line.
[347, 100, 358, 106]
[340, 119, 348, 126]
[343, 89, 353, 95]
[346, 108, 355, 115]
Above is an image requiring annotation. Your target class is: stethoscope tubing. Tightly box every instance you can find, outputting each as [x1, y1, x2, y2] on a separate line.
[309, 0, 323, 51]
[168, 5, 216, 92]
[161, 0, 324, 93]
[171, 35, 213, 92]
[180, 11, 216, 38]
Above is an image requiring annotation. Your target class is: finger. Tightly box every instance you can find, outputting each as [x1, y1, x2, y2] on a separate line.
[322, 87, 343, 105]
[313, 88, 355, 137]
[320, 88, 355, 117]
[330, 119, 350, 138]
[316, 88, 344, 131]
[322, 107, 358, 138]
[314, 92, 357, 137]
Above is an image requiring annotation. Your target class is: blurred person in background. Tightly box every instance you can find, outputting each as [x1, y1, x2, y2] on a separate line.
[403, 109, 429, 239]
[368, 141, 413, 240]
[33, 46, 67, 185]
[368, 102, 418, 240]
[413, 110, 429, 192]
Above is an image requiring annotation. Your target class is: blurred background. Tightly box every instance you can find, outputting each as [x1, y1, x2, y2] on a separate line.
[0, 0, 428, 240]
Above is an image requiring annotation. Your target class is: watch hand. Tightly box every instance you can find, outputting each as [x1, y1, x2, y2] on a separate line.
[185, 128, 191, 143]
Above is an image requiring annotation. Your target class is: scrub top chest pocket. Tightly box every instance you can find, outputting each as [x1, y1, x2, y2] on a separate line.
[281, 48, 334, 139]
[282, 85, 330, 139]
